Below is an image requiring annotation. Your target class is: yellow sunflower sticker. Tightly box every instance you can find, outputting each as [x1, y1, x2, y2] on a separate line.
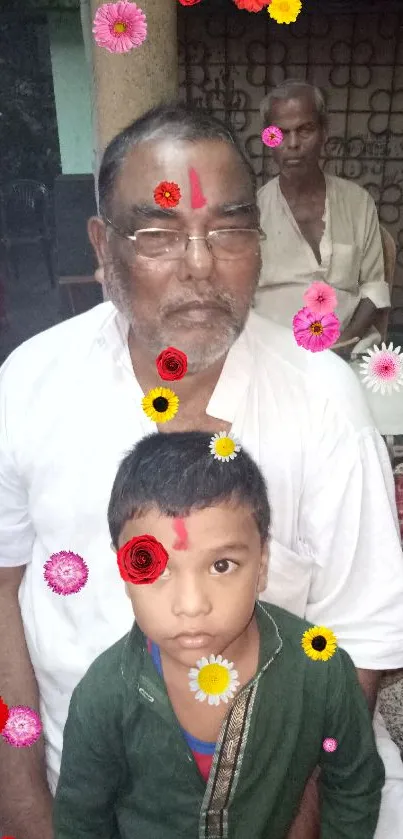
[142, 387, 179, 424]
[189, 655, 240, 706]
[209, 431, 241, 462]
[268, 0, 302, 25]
[301, 626, 338, 661]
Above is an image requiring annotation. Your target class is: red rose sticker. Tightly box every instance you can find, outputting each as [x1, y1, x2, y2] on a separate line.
[0, 696, 9, 733]
[156, 347, 188, 381]
[178, 0, 203, 5]
[117, 535, 169, 585]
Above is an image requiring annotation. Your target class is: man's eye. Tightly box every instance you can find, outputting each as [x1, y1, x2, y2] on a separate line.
[211, 559, 236, 575]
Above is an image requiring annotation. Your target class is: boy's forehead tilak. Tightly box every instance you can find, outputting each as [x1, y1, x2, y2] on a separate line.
[172, 517, 188, 551]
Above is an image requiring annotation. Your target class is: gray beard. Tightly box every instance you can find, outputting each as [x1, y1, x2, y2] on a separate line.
[103, 267, 252, 374]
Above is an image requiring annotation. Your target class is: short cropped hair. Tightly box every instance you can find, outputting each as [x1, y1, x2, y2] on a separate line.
[260, 80, 328, 128]
[108, 431, 270, 549]
[98, 101, 255, 218]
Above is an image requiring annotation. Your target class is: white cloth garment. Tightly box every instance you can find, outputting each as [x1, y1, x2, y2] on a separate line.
[0, 302, 402, 836]
[255, 174, 391, 355]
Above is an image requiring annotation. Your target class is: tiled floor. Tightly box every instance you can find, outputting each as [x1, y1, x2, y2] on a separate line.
[0, 245, 402, 757]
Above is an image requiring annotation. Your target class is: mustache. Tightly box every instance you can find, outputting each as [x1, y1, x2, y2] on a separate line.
[160, 290, 236, 317]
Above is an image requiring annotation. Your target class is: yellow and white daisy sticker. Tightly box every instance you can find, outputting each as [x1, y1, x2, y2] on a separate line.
[188, 654, 240, 706]
[209, 431, 241, 462]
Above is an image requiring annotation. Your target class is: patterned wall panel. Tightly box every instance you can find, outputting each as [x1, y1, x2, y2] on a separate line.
[178, 2, 403, 331]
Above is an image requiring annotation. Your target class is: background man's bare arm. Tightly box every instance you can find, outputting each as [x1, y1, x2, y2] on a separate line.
[0, 566, 54, 839]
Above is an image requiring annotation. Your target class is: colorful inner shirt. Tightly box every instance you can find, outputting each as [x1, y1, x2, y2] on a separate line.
[147, 638, 215, 781]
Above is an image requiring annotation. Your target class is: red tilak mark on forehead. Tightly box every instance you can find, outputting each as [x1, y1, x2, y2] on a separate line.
[173, 518, 188, 550]
[189, 167, 207, 209]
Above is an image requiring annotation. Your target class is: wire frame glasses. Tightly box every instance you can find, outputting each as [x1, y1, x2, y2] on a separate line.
[105, 221, 267, 261]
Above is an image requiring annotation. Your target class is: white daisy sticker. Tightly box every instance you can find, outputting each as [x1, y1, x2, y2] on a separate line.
[359, 342, 403, 394]
[209, 431, 241, 462]
[188, 654, 240, 706]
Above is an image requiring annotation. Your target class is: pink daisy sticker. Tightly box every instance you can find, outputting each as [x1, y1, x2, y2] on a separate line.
[303, 281, 338, 316]
[1, 706, 42, 748]
[293, 307, 340, 353]
[261, 125, 283, 148]
[93, 1, 147, 53]
[359, 342, 403, 395]
[323, 737, 338, 753]
[44, 551, 89, 596]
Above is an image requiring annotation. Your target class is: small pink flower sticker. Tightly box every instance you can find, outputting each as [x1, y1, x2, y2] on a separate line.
[359, 342, 403, 395]
[261, 125, 283, 148]
[1, 706, 42, 748]
[303, 281, 338, 316]
[44, 551, 89, 595]
[93, 2, 147, 53]
[323, 737, 338, 753]
[293, 307, 340, 353]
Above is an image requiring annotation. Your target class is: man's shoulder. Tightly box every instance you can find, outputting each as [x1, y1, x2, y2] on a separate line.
[257, 176, 278, 204]
[1, 301, 117, 378]
[328, 174, 372, 206]
[245, 312, 375, 432]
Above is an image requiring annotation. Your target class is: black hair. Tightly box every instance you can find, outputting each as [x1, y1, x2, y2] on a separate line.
[98, 100, 256, 219]
[108, 431, 270, 549]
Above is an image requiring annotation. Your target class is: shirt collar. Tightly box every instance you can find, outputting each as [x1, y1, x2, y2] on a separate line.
[97, 305, 255, 424]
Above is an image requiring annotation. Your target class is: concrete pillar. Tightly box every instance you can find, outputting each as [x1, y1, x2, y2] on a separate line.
[81, 0, 178, 170]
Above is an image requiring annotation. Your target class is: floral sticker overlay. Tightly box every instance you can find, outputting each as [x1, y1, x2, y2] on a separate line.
[359, 343, 403, 395]
[93, 2, 147, 53]
[210, 431, 241, 462]
[44, 551, 89, 596]
[142, 386, 180, 423]
[1, 706, 42, 748]
[189, 655, 240, 705]
[323, 737, 338, 753]
[262, 125, 283, 148]
[233, 0, 270, 11]
[117, 535, 169, 584]
[154, 181, 181, 209]
[293, 307, 340, 353]
[178, 0, 203, 6]
[268, 0, 302, 24]
[0, 697, 9, 733]
[156, 347, 188, 381]
[301, 626, 338, 662]
[303, 281, 338, 317]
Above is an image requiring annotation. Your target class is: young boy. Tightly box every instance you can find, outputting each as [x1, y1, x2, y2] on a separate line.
[53, 431, 384, 839]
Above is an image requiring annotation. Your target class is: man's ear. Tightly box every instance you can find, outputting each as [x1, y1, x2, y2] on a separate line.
[88, 216, 108, 284]
[257, 538, 269, 596]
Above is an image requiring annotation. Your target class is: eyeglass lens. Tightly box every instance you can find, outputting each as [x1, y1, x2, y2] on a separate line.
[133, 229, 261, 260]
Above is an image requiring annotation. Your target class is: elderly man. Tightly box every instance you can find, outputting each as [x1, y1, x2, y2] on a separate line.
[0, 103, 402, 839]
[255, 79, 391, 358]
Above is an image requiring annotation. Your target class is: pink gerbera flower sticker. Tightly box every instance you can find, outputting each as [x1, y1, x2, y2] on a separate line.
[44, 551, 89, 595]
[303, 281, 338, 316]
[293, 307, 340, 353]
[323, 737, 338, 753]
[359, 342, 403, 394]
[261, 125, 283, 148]
[93, 2, 147, 53]
[1, 706, 42, 748]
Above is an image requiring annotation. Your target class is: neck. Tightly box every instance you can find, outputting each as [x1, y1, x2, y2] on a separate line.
[279, 166, 325, 200]
[128, 328, 227, 403]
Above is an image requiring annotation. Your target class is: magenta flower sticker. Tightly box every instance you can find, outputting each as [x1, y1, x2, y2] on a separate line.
[293, 307, 340, 353]
[261, 125, 283, 148]
[303, 281, 338, 316]
[44, 551, 89, 595]
[323, 737, 338, 753]
[1, 706, 42, 748]
[359, 342, 403, 395]
[93, 2, 147, 53]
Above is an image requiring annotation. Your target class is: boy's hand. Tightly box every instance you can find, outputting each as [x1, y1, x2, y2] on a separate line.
[286, 772, 320, 839]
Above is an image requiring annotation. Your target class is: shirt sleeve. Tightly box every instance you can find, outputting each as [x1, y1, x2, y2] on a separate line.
[302, 404, 403, 670]
[53, 678, 122, 839]
[358, 194, 390, 310]
[0, 356, 35, 567]
[319, 648, 385, 838]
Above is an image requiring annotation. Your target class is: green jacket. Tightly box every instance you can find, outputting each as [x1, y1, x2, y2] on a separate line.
[53, 602, 384, 839]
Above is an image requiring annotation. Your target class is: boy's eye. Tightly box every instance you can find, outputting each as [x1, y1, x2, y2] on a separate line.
[211, 559, 236, 575]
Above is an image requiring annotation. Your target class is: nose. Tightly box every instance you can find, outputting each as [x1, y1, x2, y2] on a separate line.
[181, 235, 214, 282]
[172, 572, 212, 618]
[287, 130, 300, 150]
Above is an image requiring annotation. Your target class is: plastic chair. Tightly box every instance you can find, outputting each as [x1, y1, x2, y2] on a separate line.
[376, 224, 396, 343]
[0, 179, 55, 287]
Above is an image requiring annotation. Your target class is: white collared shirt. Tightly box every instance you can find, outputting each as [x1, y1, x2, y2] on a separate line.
[1, 302, 402, 792]
[255, 174, 391, 354]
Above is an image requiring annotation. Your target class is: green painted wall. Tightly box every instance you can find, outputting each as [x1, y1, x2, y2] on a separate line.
[48, 11, 92, 174]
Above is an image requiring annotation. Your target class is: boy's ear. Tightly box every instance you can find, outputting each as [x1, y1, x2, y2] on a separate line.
[257, 539, 269, 595]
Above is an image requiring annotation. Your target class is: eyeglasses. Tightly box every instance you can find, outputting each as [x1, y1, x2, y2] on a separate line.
[104, 220, 266, 261]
